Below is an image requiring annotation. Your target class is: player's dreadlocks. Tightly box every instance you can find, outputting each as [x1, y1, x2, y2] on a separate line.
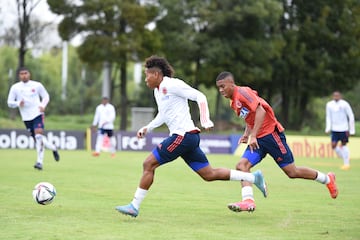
[145, 56, 174, 78]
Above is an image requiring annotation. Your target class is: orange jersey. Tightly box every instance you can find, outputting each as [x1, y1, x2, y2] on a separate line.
[230, 86, 284, 138]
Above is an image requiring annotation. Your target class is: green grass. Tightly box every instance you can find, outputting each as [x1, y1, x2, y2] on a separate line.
[0, 149, 359, 240]
[0, 115, 94, 131]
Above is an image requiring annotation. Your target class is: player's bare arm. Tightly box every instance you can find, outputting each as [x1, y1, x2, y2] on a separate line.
[248, 104, 266, 152]
[239, 125, 251, 144]
[39, 106, 45, 112]
[19, 99, 25, 107]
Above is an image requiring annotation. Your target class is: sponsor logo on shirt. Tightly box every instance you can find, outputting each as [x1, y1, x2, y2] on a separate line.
[239, 107, 249, 119]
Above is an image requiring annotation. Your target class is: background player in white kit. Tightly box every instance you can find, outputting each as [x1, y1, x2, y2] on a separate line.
[115, 56, 267, 218]
[7, 67, 59, 170]
[91, 97, 117, 158]
[325, 91, 355, 170]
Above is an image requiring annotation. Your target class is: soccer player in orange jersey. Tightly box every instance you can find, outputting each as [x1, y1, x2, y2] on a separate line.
[216, 71, 338, 212]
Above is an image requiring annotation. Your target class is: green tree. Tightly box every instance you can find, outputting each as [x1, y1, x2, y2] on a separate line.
[47, 0, 161, 130]
[156, 0, 283, 123]
[276, 0, 360, 129]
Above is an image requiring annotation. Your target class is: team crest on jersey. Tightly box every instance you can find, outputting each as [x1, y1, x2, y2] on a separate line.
[162, 87, 167, 95]
[235, 100, 242, 108]
[32, 88, 35, 92]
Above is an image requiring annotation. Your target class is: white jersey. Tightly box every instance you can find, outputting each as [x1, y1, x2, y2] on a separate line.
[7, 80, 49, 121]
[145, 76, 213, 136]
[325, 99, 355, 134]
[92, 103, 116, 129]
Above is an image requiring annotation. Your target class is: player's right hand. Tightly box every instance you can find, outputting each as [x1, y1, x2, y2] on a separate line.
[201, 120, 214, 130]
[238, 135, 249, 145]
[137, 127, 147, 139]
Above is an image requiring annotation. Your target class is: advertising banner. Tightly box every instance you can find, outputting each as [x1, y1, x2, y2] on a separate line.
[90, 131, 233, 154]
[233, 135, 360, 159]
[0, 129, 85, 150]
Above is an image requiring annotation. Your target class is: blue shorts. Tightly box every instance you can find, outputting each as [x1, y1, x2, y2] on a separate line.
[331, 131, 349, 144]
[152, 132, 209, 171]
[242, 130, 294, 168]
[98, 128, 114, 137]
[23, 114, 44, 138]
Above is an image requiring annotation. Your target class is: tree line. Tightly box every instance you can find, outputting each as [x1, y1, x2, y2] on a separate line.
[1, 0, 360, 131]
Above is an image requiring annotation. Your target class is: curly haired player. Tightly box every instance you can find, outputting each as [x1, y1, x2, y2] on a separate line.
[115, 56, 267, 217]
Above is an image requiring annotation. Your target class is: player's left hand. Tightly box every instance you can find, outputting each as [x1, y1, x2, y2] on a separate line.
[39, 106, 45, 112]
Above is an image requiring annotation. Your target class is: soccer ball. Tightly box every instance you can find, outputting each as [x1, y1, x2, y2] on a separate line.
[32, 182, 56, 205]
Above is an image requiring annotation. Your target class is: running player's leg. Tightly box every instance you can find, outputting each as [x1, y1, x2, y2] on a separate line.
[33, 115, 59, 162]
[181, 133, 266, 212]
[225, 152, 264, 212]
[183, 147, 261, 185]
[331, 131, 343, 158]
[116, 134, 186, 217]
[34, 126, 45, 169]
[270, 131, 338, 199]
[340, 132, 350, 169]
[93, 128, 104, 156]
[106, 130, 117, 157]
[24, 119, 43, 170]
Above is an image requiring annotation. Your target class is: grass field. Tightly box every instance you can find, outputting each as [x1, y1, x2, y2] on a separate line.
[0, 149, 359, 240]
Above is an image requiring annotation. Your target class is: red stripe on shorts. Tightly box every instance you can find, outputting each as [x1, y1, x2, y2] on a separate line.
[167, 135, 184, 152]
[272, 131, 287, 154]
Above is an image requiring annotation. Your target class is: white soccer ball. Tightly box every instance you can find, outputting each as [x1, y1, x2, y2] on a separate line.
[32, 182, 56, 205]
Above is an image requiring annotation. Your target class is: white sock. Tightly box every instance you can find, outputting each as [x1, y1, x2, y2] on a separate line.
[110, 136, 116, 154]
[131, 187, 148, 210]
[230, 169, 255, 183]
[35, 134, 44, 164]
[342, 146, 350, 165]
[315, 171, 330, 184]
[334, 146, 343, 158]
[42, 136, 57, 151]
[242, 186, 254, 201]
[95, 134, 104, 153]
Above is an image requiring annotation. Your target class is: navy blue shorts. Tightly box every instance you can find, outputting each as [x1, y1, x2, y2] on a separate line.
[152, 132, 209, 171]
[23, 114, 44, 138]
[98, 128, 114, 137]
[242, 131, 294, 168]
[331, 131, 349, 144]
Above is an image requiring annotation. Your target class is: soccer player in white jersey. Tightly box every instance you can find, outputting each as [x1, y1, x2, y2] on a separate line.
[115, 56, 268, 218]
[7, 67, 59, 170]
[325, 91, 355, 170]
[91, 97, 117, 158]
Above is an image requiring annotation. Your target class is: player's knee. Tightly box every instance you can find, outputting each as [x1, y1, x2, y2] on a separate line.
[197, 169, 216, 181]
[142, 155, 159, 172]
[200, 173, 215, 182]
[236, 162, 250, 172]
[285, 170, 298, 179]
[142, 160, 154, 172]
